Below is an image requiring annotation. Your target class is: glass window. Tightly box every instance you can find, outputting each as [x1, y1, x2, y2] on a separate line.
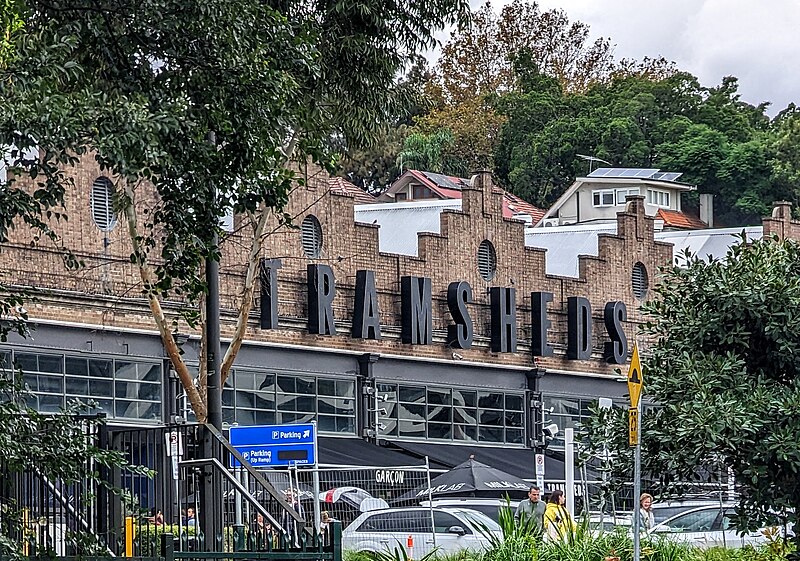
[666, 509, 719, 532]
[399, 386, 425, 404]
[592, 190, 615, 207]
[434, 511, 468, 534]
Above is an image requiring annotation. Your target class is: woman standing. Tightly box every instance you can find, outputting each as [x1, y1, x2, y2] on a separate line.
[543, 490, 576, 541]
[639, 493, 655, 531]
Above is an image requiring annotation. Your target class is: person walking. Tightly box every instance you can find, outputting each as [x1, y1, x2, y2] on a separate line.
[639, 493, 655, 532]
[543, 490, 576, 542]
[514, 485, 546, 535]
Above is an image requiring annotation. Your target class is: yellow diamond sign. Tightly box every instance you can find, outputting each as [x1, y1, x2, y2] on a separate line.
[627, 342, 643, 409]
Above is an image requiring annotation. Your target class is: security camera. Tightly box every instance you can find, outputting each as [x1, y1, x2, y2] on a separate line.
[543, 423, 559, 438]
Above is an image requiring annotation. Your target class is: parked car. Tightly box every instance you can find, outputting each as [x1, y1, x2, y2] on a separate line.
[342, 507, 502, 557]
[650, 499, 720, 526]
[419, 498, 520, 522]
[649, 504, 772, 548]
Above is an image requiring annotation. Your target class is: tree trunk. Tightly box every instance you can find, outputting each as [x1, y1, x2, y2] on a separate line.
[120, 179, 207, 421]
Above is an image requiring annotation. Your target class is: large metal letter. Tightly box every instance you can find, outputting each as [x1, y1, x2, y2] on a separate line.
[401, 276, 433, 345]
[446, 281, 473, 349]
[603, 301, 628, 364]
[531, 291, 554, 357]
[259, 258, 282, 329]
[490, 287, 517, 353]
[308, 264, 336, 335]
[352, 270, 382, 340]
[567, 296, 592, 360]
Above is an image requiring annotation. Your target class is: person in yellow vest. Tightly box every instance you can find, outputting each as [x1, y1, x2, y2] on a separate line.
[543, 490, 576, 541]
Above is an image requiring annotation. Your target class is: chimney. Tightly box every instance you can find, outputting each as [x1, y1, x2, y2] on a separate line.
[699, 194, 714, 227]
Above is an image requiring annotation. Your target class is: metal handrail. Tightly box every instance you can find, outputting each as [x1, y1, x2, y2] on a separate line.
[196, 425, 303, 524]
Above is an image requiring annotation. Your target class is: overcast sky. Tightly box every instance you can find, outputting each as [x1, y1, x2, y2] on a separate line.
[468, 0, 800, 114]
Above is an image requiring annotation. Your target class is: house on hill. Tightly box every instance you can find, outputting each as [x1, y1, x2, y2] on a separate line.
[378, 169, 546, 224]
[536, 167, 711, 230]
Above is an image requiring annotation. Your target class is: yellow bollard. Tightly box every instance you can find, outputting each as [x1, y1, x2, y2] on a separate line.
[125, 516, 135, 557]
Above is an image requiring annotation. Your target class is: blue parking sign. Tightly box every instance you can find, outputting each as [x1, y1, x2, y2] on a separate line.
[229, 422, 317, 468]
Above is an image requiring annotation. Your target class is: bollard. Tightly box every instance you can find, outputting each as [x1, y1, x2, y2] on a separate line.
[124, 516, 135, 557]
[407, 534, 414, 560]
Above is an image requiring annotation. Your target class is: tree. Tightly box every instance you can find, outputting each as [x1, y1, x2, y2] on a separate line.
[396, 129, 458, 175]
[1, 0, 470, 421]
[0, 371, 141, 556]
[640, 236, 800, 550]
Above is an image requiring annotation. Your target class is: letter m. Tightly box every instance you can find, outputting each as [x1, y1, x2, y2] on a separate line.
[401, 276, 433, 345]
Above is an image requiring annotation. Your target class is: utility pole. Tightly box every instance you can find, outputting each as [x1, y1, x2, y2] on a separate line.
[627, 343, 643, 561]
[202, 130, 223, 551]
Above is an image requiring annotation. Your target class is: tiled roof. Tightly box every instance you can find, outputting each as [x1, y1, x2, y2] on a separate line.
[406, 169, 546, 224]
[328, 177, 376, 204]
[657, 209, 708, 230]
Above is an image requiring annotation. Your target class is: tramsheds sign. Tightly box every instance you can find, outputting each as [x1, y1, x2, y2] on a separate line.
[260, 261, 629, 364]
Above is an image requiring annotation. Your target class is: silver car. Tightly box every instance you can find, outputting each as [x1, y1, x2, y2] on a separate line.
[342, 507, 502, 557]
[650, 504, 772, 548]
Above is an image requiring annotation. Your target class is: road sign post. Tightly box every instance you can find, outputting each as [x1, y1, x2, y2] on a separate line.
[229, 423, 317, 468]
[534, 453, 545, 490]
[628, 343, 643, 561]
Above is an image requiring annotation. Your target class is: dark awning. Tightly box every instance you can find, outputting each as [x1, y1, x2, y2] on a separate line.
[386, 440, 569, 480]
[317, 437, 447, 468]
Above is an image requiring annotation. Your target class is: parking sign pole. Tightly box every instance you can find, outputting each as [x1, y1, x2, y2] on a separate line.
[312, 421, 321, 540]
[632, 401, 641, 561]
[627, 343, 643, 561]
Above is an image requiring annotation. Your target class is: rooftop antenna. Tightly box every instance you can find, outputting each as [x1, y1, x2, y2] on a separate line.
[577, 154, 611, 174]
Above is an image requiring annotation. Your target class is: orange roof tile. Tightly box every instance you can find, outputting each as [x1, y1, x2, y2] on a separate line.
[657, 209, 707, 230]
[328, 177, 376, 204]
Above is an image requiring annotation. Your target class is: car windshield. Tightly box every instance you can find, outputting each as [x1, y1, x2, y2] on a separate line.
[453, 509, 502, 532]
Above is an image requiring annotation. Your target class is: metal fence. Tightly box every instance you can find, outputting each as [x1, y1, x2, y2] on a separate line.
[0, 414, 112, 557]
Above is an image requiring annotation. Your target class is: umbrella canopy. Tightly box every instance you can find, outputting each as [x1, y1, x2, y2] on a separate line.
[319, 486, 389, 512]
[396, 458, 531, 502]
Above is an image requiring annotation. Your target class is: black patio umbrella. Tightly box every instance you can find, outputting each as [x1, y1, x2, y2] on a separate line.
[395, 457, 531, 502]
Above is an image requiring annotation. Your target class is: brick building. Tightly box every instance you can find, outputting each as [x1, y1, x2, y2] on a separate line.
[3, 161, 789, 480]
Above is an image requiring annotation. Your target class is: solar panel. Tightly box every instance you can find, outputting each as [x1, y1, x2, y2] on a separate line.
[656, 172, 683, 182]
[588, 167, 661, 178]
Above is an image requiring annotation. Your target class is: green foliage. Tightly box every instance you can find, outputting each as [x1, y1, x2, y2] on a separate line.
[0, 367, 146, 556]
[397, 129, 459, 176]
[494, 65, 797, 220]
[640, 235, 800, 550]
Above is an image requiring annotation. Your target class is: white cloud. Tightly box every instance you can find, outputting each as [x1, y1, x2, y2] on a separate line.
[474, 0, 800, 113]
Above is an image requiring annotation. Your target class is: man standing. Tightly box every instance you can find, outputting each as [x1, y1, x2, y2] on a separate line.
[514, 485, 545, 534]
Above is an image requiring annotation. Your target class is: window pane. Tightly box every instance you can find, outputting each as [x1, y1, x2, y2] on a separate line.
[89, 359, 113, 378]
[505, 394, 523, 411]
[35, 394, 64, 412]
[479, 426, 503, 442]
[505, 429, 524, 444]
[478, 409, 503, 425]
[255, 410, 276, 425]
[138, 363, 160, 382]
[253, 392, 275, 410]
[427, 388, 451, 406]
[65, 377, 89, 395]
[452, 390, 476, 408]
[318, 414, 337, 432]
[398, 420, 425, 438]
[398, 403, 425, 420]
[427, 405, 451, 423]
[37, 354, 63, 374]
[478, 392, 503, 410]
[505, 411, 523, 427]
[16, 353, 39, 372]
[593, 192, 600, 206]
[399, 386, 425, 404]
[88, 379, 113, 396]
[277, 375, 295, 393]
[65, 357, 88, 376]
[336, 416, 355, 433]
[602, 192, 614, 205]
[453, 425, 477, 441]
[296, 376, 315, 395]
[295, 395, 316, 413]
[336, 380, 355, 398]
[317, 378, 335, 396]
[428, 423, 451, 440]
[377, 384, 398, 401]
[453, 407, 477, 424]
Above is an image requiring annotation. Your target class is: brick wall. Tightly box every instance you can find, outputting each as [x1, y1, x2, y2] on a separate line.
[0, 161, 676, 376]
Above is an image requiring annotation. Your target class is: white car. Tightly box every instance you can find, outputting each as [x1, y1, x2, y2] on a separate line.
[342, 507, 502, 557]
[649, 504, 771, 548]
[420, 498, 520, 522]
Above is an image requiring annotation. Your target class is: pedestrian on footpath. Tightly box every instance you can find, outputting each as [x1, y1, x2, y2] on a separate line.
[514, 485, 546, 535]
[639, 493, 655, 532]
[543, 490, 576, 542]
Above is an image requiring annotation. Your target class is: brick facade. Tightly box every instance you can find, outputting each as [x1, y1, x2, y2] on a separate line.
[1, 162, 675, 378]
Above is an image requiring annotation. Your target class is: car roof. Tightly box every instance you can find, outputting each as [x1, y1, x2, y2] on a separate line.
[657, 504, 733, 526]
